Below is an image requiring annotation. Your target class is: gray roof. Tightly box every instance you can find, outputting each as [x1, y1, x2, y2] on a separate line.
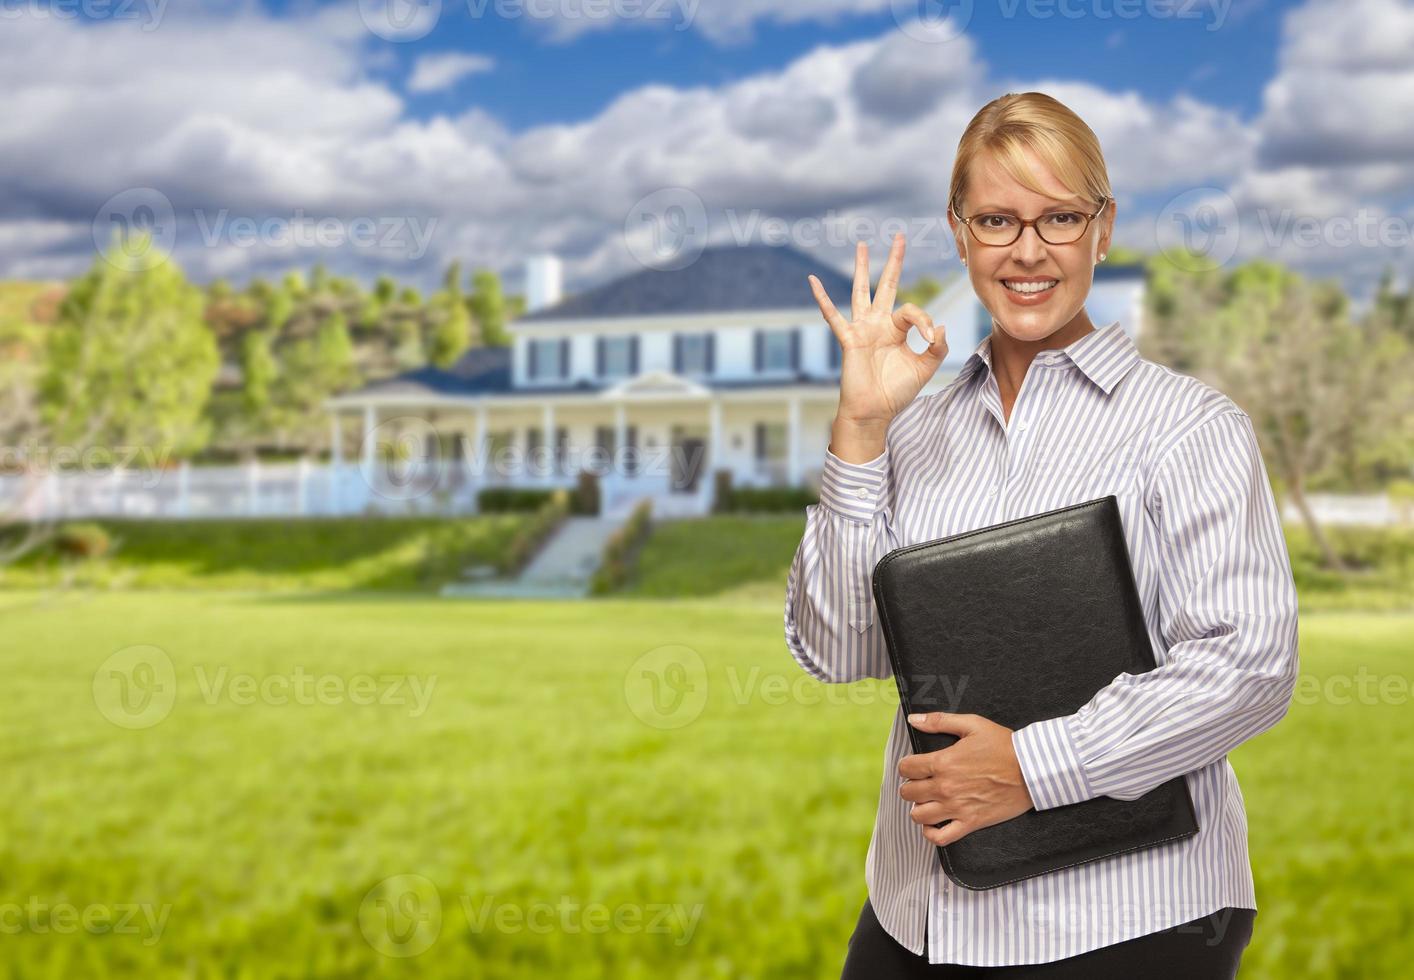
[517, 243, 855, 322]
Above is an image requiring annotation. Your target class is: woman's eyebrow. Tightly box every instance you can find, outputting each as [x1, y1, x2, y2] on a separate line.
[973, 201, 1084, 213]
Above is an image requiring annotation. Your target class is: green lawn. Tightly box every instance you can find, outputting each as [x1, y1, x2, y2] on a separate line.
[0, 516, 532, 592]
[0, 591, 1408, 978]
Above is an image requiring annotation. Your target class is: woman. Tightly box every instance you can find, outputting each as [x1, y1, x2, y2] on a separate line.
[785, 92, 1299, 978]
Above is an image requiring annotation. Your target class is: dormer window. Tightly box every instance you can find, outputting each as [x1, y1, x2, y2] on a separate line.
[754, 328, 799, 373]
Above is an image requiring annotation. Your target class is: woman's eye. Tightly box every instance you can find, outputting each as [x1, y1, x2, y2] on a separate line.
[1045, 212, 1081, 226]
[979, 214, 1015, 229]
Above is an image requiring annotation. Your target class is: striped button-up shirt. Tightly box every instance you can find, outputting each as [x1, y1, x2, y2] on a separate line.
[783, 320, 1299, 966]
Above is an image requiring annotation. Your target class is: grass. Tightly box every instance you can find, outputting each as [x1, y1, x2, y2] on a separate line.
[0, 591, 1408, 978]
[623, 516, 1414, 610]
[0, 516, 532, 592]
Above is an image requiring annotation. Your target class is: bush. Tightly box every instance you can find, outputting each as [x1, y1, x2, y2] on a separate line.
[716, 485, 819, 513]
[54, 522, 111, 559]
[590, 499, 653, 595]
[499, 489, 570, 574]
[478, 487, 558, 513]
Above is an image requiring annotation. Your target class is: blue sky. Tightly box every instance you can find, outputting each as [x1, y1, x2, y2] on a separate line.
[336, 0, 1291, 129]
[1, 0, 1409, 307]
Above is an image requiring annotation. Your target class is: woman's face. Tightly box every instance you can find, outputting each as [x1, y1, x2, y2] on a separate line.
[949, 148, 1115, 344]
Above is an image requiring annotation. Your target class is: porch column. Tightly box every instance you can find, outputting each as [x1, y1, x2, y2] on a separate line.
[330, 412, 343, 466]
[361, 404, 377, 488]
[708, 397, 723, 477]
[787, 395, 801, 486]
[542, 402, 556, 478]
[471, 403, 487, 478]
[614, 402, 627, 479]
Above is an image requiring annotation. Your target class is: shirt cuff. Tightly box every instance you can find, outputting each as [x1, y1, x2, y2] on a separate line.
[817, 446, 888, 523]
[1012, 715, 1095, 811]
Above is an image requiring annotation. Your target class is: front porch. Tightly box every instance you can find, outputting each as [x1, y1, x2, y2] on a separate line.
[325, 374, 840, 518]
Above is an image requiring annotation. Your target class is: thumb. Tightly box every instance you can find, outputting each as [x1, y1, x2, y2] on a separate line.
[907, 711, 979, 735]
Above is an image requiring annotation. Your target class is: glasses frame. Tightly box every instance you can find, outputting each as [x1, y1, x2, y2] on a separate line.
[951, 196, 1111, 247]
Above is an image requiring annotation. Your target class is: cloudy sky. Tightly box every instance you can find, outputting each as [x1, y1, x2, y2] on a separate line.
[2, 0, 1410, 308]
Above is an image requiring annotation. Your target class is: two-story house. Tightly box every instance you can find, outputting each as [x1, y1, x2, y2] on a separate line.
[325, 243, 1146, 516]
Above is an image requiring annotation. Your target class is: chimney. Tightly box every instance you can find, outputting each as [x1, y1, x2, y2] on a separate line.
[524, 253, 563, 313]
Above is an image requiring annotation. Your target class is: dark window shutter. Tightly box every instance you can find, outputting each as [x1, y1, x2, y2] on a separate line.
[672, 335, 682, 373]
[528, 340, 540, 379]
[596, 337, 605, 376]
[753, 330, 763, 372]
[789, 329, 800, 372]
[706, 333, 716, 374]
[827, 326, 840, 369]
[559, 337, 570, 378]
[629, 336, 640, 374]
[754, 423, 765, 461]
[626, 425, 638, 475]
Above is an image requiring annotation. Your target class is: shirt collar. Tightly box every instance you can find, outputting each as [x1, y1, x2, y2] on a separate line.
[957, 320, 1139, 396]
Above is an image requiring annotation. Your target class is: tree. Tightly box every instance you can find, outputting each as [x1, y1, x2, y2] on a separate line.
[468, 268, 510, 347]
[41, 235, 219, 460]
[1193, 261, 1412, 570]
[427, 293, 472, 368]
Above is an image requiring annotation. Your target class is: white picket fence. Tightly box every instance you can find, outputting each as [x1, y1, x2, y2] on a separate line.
[0, 460, 719, 520]
[0, 461, 1406, 525]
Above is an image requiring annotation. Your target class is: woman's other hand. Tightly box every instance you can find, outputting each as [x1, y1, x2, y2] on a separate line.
[809, 233, 949, 463]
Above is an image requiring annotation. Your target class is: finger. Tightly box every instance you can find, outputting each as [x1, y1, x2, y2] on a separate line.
[807, 275, 850, 341]
[897, 754, 934, 780]
[891, 303, 935, 344]
[909, 801, 952, 826]
[907, 711, 981, 735]
[851, 240, 871, 318]
[873, 233, 905, 313]
[923, 819, 972, 848]
[898, 777, 941, 803]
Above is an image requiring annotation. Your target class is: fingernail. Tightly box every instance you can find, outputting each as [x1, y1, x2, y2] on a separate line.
[907, 713, 924, 724]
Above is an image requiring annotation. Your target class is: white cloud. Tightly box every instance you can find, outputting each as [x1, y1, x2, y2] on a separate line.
[407, 52, 495, 93]
[0, 0, 1408, 310]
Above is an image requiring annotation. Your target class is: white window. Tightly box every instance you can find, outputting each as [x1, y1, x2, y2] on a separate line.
[528, 338, 566, 380]
[675, 333, 713, 375]
[599, 336, 634, 377]
[756, 329, 797, 372]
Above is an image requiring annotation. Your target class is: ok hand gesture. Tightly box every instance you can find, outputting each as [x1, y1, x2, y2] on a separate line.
[809, 234, 948, 462]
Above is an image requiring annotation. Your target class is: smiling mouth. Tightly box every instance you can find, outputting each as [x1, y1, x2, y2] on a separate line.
[1002, 279, 1059, 295]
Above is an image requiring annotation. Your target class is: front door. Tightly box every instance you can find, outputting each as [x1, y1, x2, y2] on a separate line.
[670, 426, 707, 493]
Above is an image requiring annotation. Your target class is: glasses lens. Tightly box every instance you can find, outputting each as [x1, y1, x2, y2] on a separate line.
[972, 214, 1020, 245]
[1037, 211, 1087, 244]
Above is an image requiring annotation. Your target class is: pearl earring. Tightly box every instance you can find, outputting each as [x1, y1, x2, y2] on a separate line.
[1098, 252, 1107, 262]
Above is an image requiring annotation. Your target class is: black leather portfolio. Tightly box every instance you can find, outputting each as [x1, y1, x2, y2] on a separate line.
[870, 495, 1199, 890]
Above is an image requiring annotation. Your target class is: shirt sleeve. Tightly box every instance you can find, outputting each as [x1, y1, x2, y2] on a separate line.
[1012, 409, 1300, 810]
[783, 445, 901, 683]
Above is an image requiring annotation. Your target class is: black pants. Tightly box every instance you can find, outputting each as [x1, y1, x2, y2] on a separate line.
[840, 898, 1254, 979]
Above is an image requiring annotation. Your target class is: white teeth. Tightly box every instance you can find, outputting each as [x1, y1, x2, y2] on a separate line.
[1004, 280, 1058, 294]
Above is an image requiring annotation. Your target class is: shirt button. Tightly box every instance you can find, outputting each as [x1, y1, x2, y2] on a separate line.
[1018, 421, 1030, 432]
[987, 487, 998, 497]
[853, 487, 870, 500]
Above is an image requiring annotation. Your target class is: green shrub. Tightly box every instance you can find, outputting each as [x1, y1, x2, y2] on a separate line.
[478, 487, 558, 513]
[590, 499, 653, 595]
[717, 485, 818, 513]
[572, 470, 601, 516]
[499, 489, 570, 574]
[53, 522, 111, 558]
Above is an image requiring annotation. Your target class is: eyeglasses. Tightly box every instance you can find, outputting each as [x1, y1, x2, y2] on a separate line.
[951, 197, 1110, 247]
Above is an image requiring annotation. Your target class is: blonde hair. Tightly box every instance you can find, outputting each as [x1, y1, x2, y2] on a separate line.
[949, 92, 1112, 218]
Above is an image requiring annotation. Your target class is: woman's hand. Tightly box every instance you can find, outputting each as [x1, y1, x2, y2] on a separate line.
[897, 712, 1035, 847]
[809, 233, 948, 462]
